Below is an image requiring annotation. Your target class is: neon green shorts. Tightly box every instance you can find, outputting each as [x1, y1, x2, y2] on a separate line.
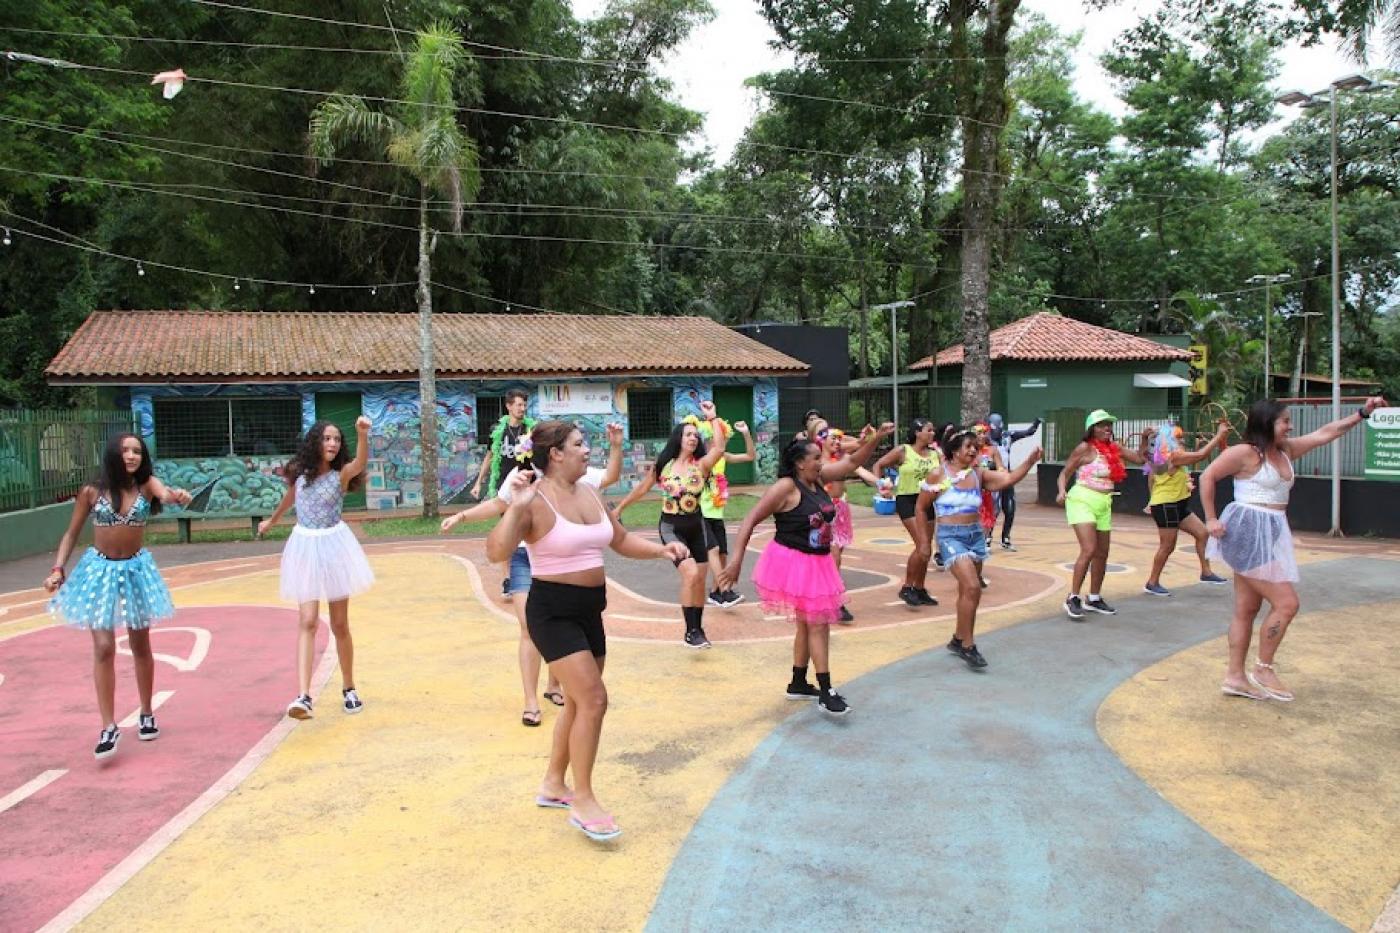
[1065, 484, 1113, 531]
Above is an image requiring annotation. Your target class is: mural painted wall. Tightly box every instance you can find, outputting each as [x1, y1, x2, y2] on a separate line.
[131, 376, 781, 516]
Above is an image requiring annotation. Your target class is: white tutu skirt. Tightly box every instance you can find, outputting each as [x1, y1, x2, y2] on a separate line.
[279, 522, 375, 603]
[1206, 502, 1299, 583]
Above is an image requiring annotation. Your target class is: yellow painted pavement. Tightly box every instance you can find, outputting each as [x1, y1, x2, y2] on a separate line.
[1098, 599, 1400, 931]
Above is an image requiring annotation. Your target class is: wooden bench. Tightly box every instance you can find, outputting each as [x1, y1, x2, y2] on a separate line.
[153, 512, 265, 543]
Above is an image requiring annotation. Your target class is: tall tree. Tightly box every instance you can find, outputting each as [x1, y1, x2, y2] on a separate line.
[307, 24, 481, 517]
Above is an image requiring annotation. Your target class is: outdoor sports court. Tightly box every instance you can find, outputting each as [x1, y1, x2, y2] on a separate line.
[2, 506, 1397, 932]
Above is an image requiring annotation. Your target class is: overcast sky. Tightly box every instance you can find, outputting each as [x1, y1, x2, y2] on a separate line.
[570, 0, 1378, 165]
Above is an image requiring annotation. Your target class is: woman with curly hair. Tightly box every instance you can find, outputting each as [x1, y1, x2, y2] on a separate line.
[259, 417, 375, 719]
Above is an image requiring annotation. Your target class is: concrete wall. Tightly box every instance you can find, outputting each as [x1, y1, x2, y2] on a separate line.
[0, 501, 90, 562]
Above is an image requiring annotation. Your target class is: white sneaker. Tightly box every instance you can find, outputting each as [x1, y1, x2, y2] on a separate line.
[342, 688, 364, 714]
[286, 695, 313, 720]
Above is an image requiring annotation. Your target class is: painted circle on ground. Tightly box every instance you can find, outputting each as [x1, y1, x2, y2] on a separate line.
[1057, 562, 1130, 574]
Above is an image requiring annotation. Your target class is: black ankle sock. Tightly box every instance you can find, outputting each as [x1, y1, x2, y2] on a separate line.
[791, 664, 808, 685]
[816, 671, 833, 694]
[683, 606, 702, 632]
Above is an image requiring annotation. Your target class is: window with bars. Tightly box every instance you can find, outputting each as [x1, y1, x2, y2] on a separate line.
[476, 395, 505, 437]
[153, 397, 303, 458]
[627, 388, 674, 440]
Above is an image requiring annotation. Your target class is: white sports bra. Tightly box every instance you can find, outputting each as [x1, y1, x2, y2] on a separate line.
[1234, 451, 1294, 507]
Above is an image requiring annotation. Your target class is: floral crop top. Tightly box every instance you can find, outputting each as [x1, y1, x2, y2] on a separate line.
[93, 491, 150, 527]
[294, 470, 345, 529]
[1075, 451, 1116, 493]
[660, 459, 706, 516]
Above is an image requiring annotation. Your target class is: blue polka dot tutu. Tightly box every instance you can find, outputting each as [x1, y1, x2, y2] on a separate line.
[49, 547, 175, 631]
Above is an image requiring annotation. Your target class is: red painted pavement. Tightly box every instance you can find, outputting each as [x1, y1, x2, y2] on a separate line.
[0, 607, 327, 933]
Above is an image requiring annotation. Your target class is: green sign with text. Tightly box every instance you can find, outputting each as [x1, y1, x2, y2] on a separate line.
[1364, 408, 1400, 480]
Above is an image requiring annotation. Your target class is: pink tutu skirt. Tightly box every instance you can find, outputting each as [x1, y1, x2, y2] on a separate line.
[832, 498, 854, 549]
[752, 541, 846, 625]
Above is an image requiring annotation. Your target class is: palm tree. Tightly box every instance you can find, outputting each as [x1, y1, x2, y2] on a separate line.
[307, 24, 480, 518]
[1338, 0, 1400, 62]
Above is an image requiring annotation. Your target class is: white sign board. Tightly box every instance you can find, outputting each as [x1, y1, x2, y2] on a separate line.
[537, 382, 613, 416]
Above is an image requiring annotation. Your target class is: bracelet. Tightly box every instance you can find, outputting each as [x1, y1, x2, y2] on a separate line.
[1357, 407, 1369, 421]
[50, 565, 65, 582]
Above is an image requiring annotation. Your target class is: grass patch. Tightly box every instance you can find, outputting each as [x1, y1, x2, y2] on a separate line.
[144, 524, 293, 547]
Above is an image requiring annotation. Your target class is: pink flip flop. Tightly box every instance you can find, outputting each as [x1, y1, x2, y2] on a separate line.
[569, 814, 622, 841]
[534, 793, 574, 809]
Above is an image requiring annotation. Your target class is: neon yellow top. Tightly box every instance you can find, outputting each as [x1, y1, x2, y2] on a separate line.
[699, 456, 728, 519]
[896, 444, 940, 496]
[1149, 466, 1191, 505]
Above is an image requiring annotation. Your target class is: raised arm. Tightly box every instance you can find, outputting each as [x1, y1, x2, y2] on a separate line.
[724, 422, 756, 465]
[598, 422, 625, 489]
[719, 480, 797, 590]
[873, 443, 906, 475]
[142, 474, 192, 508]
[257, 481, 297, 538]
[1009, 418, 1042, 444]
[340, 416, 372, 490]
[1284, 396, 1386, 460]
[485, 471, 537, 562]
[1172, 423, 1229, 468]
[697, 401, 727, 474]
[44, 486, 96, 592]
[821, 422, 895, 482]
[439, 496, 508, 533]
[983, 447, 1042, 492]
[606, 502, 688, 563]
[912, 466, 944, 547]
[1119, 432, 1149, 466]
[612, 464, 655, 517]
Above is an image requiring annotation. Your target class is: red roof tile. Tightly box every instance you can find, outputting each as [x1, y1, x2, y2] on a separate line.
[47, 311, 809, 383]
[910, 312, 1193, 369]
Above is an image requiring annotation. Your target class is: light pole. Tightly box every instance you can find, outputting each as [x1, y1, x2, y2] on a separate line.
[1247, 273, 1290, 398]
[1276, 73, 1389, 536]
[871, 299, 916, 430]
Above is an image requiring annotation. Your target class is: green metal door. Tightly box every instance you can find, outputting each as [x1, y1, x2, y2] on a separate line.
[712, 386, 755, 485]
[314, 391, 366, 509]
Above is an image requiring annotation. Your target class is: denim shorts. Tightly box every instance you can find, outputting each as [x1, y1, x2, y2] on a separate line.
[507, 546, 533, 595]
[936, 522, 988, 566]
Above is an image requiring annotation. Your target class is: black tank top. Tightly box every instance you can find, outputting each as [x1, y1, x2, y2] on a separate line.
[774, 479, 836, 555]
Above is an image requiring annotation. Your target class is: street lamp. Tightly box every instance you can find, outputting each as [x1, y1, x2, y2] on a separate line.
[871, 299, 916, 430]
[1247, 273, 1290, 398]
[1275, 73, 1391, 536]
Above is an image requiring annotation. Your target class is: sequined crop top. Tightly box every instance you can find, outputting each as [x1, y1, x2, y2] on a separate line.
[1233, 451, 1294, 507]
[93, 491, 151, 527]
[294, 470, 345, 529]
[922, 470, 982, 518]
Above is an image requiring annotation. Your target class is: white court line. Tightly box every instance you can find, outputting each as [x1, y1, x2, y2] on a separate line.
[117, 691, 174, 728]
[0, 769, 68, 815]
[39, 616, 337, 933]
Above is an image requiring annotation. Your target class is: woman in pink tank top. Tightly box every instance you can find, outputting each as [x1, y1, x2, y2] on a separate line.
[487, 420, 688, 843]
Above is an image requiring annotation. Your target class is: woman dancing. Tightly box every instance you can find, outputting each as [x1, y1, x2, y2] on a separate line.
[1055, 410, 1149, 620]
[1141, 421, 1231, 596]
[806, 415, 879, 623]
[488, 421, 688, 841]
[615, 400, 726, 648]
[1201, 397, 1385, 701]
[259, 417, 376, 719]
[45, 434, 191, 759]
[720, 424, 894, 714]
[873, 419, 942, 607]
[915, 428, 1041, 668]
[698, 416, 755, 609]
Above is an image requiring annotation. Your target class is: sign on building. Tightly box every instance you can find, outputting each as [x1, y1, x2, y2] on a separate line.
[1364, 407, 1400, 481]
[537, 382, 614, 416]
[1188, 344, 1209, 396]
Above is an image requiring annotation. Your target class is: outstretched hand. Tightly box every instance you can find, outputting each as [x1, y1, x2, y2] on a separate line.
[699, 399, 717, 419]
[606, 422, 624, 445]
[504, 468, 537, 509]
[1361, 396, 1388, 417]
[875, 421, 896, 438]
[1024, 446, 1043, 466]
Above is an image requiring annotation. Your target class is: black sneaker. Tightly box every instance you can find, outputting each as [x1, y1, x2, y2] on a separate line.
[914, 588, 939, 606]
[933, 553, 946, 571]
[785, 681, 820, 700]
[898, 585, 921, 607]
[954, 641, 988, 669]
[137, 713, 160, 741]
[501, 577, 512, 601]
[818, 692, 851, 716]
[979, 575, 989, 589]
[1001, 540, 1017, 552]
[706, 590, 724, 607]
[837, 605, 855, 624]
[286, 694, 314, 719]
[1084, 597, 1117, 615]
[1064, 596, 1085, 621]
[684, 628, 712, 649]
[721, 589, 746, 608]
[94, 725, 120, 760]
[342, 687, 364, 714]
[946, 635, 963, 654]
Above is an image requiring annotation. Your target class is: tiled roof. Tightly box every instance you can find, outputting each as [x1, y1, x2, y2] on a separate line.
[910, 312, 1193, 369]
[47, 311, 810, 383]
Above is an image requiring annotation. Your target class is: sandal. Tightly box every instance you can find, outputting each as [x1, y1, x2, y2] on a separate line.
[534, 792, 574, 809]
[569, 814, 622, 841]
[1221, 680, 1269, 700]
[542, 690, 565, 707]
[1248, 661, 1294, 702]
[522, 709, 543, 727]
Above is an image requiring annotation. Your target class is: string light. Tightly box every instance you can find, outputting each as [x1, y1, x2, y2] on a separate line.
[2, 227, 10, 246]
[136, 262, 145, 276]
[233, 278, 241, 291]
[308, 284, 316, 295]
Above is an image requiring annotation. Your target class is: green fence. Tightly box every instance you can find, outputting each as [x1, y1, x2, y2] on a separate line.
[0, 409, 136, 513]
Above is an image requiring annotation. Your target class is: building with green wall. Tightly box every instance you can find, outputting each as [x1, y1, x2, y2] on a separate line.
[910, 312, 1194, 424]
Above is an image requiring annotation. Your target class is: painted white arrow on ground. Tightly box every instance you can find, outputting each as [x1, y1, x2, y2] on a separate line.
[0, 770, 67, 815]
[116, 627, 211, 672]
[118, 690, 175, 728]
